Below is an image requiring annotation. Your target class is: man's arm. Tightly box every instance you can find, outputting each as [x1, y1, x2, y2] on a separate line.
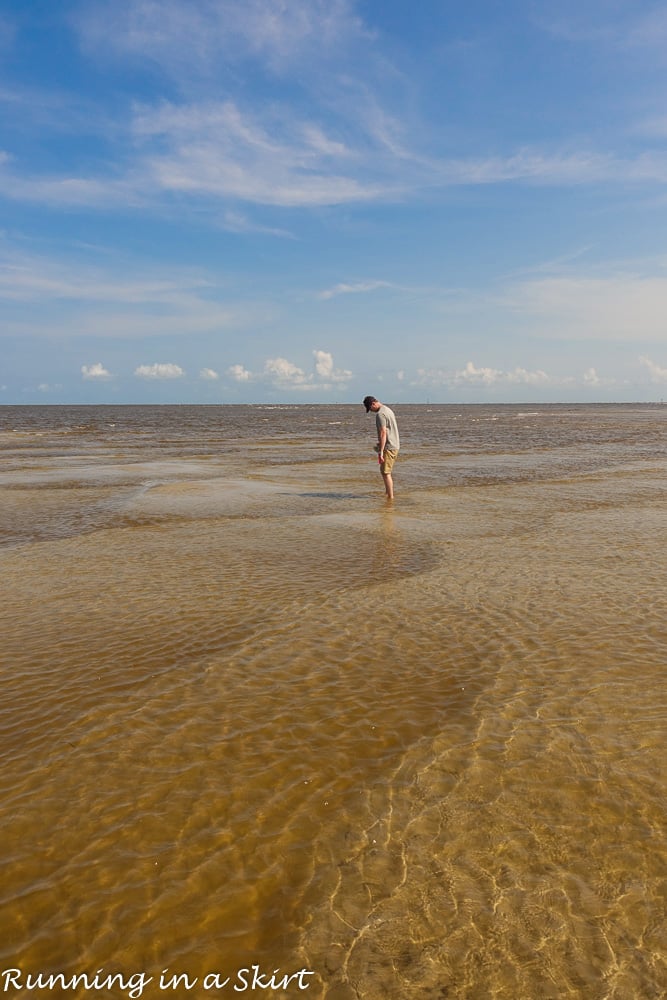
[377, 424, 387, 456]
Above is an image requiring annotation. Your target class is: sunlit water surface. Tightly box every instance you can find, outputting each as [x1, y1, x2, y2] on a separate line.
[1, 404, 666, 999]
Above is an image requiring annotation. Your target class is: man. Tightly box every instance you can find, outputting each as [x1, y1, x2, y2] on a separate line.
[363, 395, 400, 500]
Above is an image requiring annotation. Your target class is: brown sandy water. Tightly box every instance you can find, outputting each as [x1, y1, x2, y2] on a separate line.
[1, 404, 666, 999]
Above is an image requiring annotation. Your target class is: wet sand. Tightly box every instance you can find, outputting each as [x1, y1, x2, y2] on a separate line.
[1, 404, 666, 998]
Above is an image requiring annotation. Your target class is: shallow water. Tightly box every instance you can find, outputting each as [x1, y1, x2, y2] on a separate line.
[1, 404, 666, 999]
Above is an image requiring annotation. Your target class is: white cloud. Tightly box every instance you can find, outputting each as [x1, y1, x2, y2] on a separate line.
[313, 349, 352, 382]
[227, 363, 253, 382]
[81, 362, 112, 380]
[410, 367, 447, 388]
[411, 360, 631, 393]
[263, 356, 311, 388]
[228, 350, 352, 391]
[454, 361, 503, 386]
[505, 367, 551, 386]
[639, 355, 667, 382]
[414, 361, 556, 389]
[262, 351, 353, 389]
[199, 367, 219, 380]
[134, 363, 185, 379]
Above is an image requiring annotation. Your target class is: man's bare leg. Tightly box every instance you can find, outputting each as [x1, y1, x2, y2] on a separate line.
[382, 471, 394, 500]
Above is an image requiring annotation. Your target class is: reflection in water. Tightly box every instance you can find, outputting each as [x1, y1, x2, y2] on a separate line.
[372, 504, 402, 578]
[296, 492, 367, 500]
[1, 404, 666, 998]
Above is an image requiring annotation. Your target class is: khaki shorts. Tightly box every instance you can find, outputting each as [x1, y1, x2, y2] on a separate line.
[381, 448, 398, 474]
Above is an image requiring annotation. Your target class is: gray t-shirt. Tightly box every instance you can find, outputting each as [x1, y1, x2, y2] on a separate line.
[376, 405, 400, 452]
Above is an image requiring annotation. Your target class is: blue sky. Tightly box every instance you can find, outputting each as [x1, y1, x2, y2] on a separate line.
[2, 0, 667, 404]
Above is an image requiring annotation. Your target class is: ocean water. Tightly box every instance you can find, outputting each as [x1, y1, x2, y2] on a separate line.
[1, 403, 666, 999]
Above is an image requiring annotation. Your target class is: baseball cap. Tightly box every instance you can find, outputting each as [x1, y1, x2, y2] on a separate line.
[363, 396, 377, 412]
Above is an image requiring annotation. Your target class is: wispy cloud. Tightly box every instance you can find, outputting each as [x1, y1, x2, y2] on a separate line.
[0, 151, 144, 209]
[2, 0, 665, 219]
[129, 98, 392, 208]
[76, 0, 368, 78]
[625, 8, 667, 51]
[0, 245, 210, 303]
[221, 211, 296, 239]
[4, 1, 667, 404]
[5, 128, 667, 216]
[318, 280, 393, 300]
[0, 244, 259, 339]
[134, 363, 185, 379]
[4, 9, 667, 221]
[501, 269, 667, 341]
[432, 148, 667, 187]
[36, 383, 63, 393]
[535, 3, 667, 48]
[0, 14, 16, 52]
